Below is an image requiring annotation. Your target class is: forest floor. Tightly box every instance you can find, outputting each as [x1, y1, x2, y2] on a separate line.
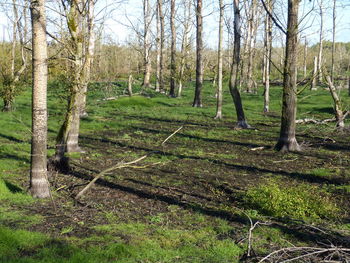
[1, 81, 350, 262]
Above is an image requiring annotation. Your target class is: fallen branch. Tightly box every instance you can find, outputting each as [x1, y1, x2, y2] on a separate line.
[258, 246, 350, 263]
[296, 111, 349, 125]
[75, 126, 184, 199]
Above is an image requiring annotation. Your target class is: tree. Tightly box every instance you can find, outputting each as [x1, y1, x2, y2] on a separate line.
[214, 0, 224, 119]
[193, 0, 203, 107]
[54, 0, 88, 166]
[317, 0, 324, 83]
[169, 0, 176, 97]
[1, 0, 29, 112]
[275, 0, 301, 152]
[177, 0, 192, 97]
[229, 0, 249, 128]
[29, 0, 50, 198]
[263, 0, 273, 112]
[142, 0, 152, 88]
[157, 0, 165, 92]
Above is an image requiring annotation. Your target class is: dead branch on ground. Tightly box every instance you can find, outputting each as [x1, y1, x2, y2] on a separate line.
[75, 126, 184, 199]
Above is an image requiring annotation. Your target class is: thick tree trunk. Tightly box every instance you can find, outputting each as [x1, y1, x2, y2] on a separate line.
[215, 0, 224, 119]
[169, 0, 176, 97]
[128, 74, 133, 96]
[228, 0, 249, 128]
[193, 0, 203, 107]
[29, 0, 50, 198]
[275, 0, 301, 152]
[80, 0, 95, 118]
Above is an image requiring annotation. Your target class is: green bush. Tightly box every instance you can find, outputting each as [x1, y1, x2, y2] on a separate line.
[245, 178, 340, 221]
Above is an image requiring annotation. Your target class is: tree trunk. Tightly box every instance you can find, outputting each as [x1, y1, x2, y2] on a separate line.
[193, 0, 203, 107]
[303, 37, 307, 78]
[275, 0, 300, 152]
[80, 0, 96, 118]
[215, 0, 224, 119]
[317, 0, 324, 84]
[29, 0, 50, 198]
[169, 0, 176, 97]
[158, 0, 165, 92]
[142, 0, 151, 88]
[229, 0, 249, 128]
[263, 0, 273, 113]
[331, 0, 336, 83]
[325, 76, 344, 128]
[155, 1, 161, 92]
[128, 74, 133, 96]
[54, 0, 85, 166]
[246, 0, 257, 93]
[311, 56, 317, 90]
[178, 0, 191, 97]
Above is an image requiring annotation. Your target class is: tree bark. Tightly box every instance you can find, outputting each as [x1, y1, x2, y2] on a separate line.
[215, 0, 224, 119]
[155, 0, 161, 92]
[178, 0, 191, 97]
[311, 56, 317, 90]
[331, 0, 336, 83]
[157, 0, 165, 92]
[275, 0, 301, 152]
[142, 0, 151, 88]
[325, 75, 344, 128]
[317, 0, 324, 83]
[169, 0, 176, 97]
[229, 0, 249, 128]
[30, 0, 50, 198]
[193, 0, 203, 107]
[263, 0, 273, 113]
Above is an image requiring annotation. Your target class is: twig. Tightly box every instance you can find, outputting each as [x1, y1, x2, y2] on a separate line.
[161, 126, 183, 145]
[75, 155, 148, 199]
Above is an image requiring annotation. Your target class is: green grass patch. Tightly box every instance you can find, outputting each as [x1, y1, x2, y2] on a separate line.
[245, 177, 340, 221]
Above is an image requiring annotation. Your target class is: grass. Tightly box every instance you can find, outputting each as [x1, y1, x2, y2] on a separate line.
[0, 80, 349, 262]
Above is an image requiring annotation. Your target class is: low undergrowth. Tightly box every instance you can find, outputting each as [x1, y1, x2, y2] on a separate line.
[245, 177, 341, 221]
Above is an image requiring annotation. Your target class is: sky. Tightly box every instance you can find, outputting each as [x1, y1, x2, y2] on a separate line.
[0, 0, 350, 48]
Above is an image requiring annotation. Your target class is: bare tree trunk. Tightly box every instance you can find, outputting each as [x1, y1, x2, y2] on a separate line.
[29, 0, 50, 198]
[229, 0, 249, 128]
[317, 0, 324, 83]
[128, 74, 133, 96]
[331, 0, 336, 83]
[263, 0, 273, 113]
[169, 0, 176, 97]
[275, 0, 300, 152]
[193, 0, 203, 107]
[311, 56, 317, 90]
[325, 76, 344, 128]
[178, 0, 191, 97]
[215, 0, 224, 119]
[54, 0, 85, 166]
[303, 37, 307, 78]
[155, 1, 161, 92]
[142, 0, 151, 88]
[80, 0, 95, 118]
[158, 0, 165, 92]
[246, 0, 257, 93]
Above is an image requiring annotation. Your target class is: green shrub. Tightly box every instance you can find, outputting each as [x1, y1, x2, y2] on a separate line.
[245, 178, 340, 221]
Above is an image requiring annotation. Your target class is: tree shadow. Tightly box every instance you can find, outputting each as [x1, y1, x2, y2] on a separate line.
[80, 135, 349, 186]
